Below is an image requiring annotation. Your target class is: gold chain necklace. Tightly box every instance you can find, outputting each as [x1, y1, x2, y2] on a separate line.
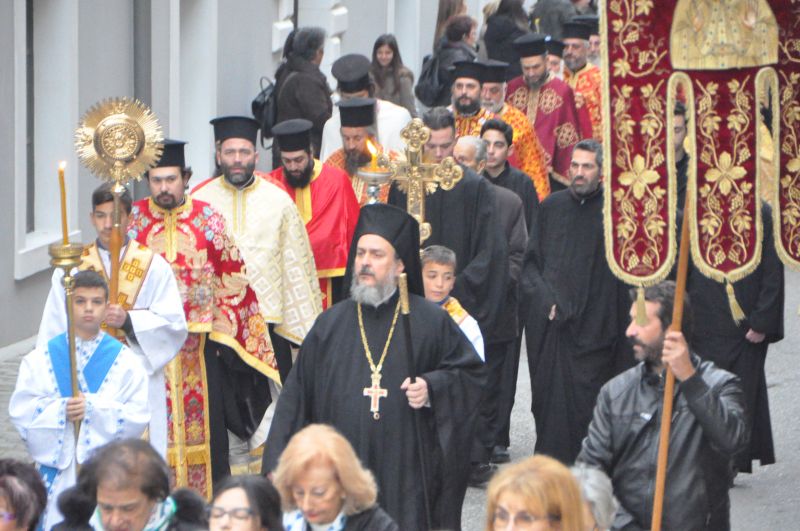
[357, 300, 401, 420]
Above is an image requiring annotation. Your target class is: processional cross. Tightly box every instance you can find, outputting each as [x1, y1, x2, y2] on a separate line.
[360, 118, 463, 243]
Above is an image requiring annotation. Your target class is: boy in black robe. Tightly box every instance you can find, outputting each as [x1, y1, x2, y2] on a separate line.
[262, 204, 485, 531]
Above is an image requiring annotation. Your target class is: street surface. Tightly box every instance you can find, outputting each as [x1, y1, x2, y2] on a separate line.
[1, 271, 798, 530]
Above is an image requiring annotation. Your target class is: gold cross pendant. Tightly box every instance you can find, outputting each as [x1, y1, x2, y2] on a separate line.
[363, 372, 388, 420]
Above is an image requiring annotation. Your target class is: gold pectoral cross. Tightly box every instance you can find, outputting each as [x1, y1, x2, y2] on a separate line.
[363, 372, 388, 420]
[381, 119, 463, 244]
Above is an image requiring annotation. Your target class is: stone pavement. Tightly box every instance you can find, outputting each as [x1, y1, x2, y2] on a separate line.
[0, 335, 36, 460]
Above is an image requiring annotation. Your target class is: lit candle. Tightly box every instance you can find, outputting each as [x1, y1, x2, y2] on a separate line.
[366, 140, 378, 170]
[58, 161, 68, 244]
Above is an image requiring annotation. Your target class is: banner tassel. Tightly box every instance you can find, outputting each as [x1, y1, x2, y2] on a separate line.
[725, 280, 745, 324]
[635, 286, 648, 325]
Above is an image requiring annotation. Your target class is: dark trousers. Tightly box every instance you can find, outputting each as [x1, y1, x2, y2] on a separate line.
[472, 340, 514, 461]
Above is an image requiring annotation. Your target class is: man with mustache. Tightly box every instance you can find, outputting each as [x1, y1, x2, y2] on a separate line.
[505, 33, 583, 192]
[521, 139, 632, 464]
[448, 61, 496, 139]
[562, 20, 602, 141]
[193, 116, 322, 472]
[578, 281, 748, 530]
[270, 118, 360, 310]
[129, 139, 278, 497]
[264, 203, 485, 531]
[323, 98, 393, 205]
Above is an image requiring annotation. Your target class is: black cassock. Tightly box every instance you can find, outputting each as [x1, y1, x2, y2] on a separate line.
[521, 188, 632, 463]
[687, 203, 784, 472]
[262, 292, 485, 531]
[389, 168, 508, 336]
[485, 162, 540, 232]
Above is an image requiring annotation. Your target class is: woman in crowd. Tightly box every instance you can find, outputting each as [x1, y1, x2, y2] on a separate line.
[483, 0, 531, 80]
[570, 465, 617, 531]
[434, 0, 467, 48]
[432, 14, 479, 106]
[0, 459, 47, 531]
[208, 475, 283, 531]
[371, 34, 417, 117]
[485, 455, 585, 531]
[272, 424, 398, 531]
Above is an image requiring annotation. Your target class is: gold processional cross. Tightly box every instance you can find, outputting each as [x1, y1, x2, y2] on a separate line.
[377, 118, 463, 243]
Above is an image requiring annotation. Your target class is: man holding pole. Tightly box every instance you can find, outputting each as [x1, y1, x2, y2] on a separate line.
[262, 204, 485, 531]
[577, 281, 749, 531]
[10, 270, 150, 530]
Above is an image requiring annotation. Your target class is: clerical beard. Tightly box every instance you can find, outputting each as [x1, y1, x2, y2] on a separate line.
[221, 160, 256, 187]
[350, 266, 399, 307]
[454, 96, 481, 116]
[345, 149, 372, 177]
[525, 71, 549, 90]
[283, 159, 315, 188]
[564, 56, 586, 74]
[481, 98, 504, 114]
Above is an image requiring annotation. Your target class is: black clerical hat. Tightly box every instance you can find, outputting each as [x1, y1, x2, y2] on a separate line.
[343, 204, 424, 297]
[546, 38, 565, 58]
[573, 15, 599, 36]
[272, 119, 313, 152]
[332, 54, 372, 93]
[156, 139, 187, 169]
[338, 98, 376, 128]
[209, 116, 260, 145]
[563, 21, 592, 41]
[452, 60, 483, 83]
[480, 60, 508, 84]
[512, 33, 548, 58]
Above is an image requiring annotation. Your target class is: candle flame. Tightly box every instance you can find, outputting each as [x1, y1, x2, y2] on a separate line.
[59, 161, 67, 171]
[365, 140, 378, 157]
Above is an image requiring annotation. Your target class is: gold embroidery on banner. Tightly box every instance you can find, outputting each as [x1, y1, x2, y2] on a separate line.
[690, 76, 763, 282]
[607, 0, 668, 78]
[554, 123, 579, 149]
[776, 69, 800, 267]
[538, 88, 563, 115]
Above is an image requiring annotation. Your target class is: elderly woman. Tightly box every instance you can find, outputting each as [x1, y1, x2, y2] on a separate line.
[272, 424, 398, 531]
[208, 475, 282, 531]
[0, 459, 47, 531]
[570, 465, 617, 531]
[486, 455, 585, 531]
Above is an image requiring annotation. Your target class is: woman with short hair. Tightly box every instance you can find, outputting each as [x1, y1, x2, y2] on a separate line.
[0, 459, 47, 531]
[485, 455, 585, 531]
[570, 465, 617, 531]
[272, 424, 398, 531]
[208, 475, 282, 531]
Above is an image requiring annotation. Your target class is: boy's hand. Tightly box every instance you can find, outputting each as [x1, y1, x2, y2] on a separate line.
[66, 395, 86, 422]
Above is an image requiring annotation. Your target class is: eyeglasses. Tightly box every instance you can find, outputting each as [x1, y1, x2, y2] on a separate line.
[207, 506, 254, 521]
[493, 508, 559, 529]
[0, 510, 16, 522]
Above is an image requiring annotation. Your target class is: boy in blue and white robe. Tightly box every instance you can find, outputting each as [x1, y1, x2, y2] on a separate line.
[9, 271, 149, 530]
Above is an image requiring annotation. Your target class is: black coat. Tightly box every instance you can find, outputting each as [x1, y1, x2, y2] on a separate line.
[578, 356, 749, 531]
[484, 14, 529, 81]
[434, 40, 478, 107]
[345, 506, 400, 531]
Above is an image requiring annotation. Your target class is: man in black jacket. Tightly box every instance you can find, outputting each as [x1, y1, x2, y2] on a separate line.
[578, 281, 749, 531]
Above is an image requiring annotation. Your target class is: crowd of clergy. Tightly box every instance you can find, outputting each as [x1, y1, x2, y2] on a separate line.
[5, 1, 786, 530]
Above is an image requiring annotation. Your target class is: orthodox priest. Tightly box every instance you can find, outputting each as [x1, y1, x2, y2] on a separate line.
[448, 61, 497, 138]
[521, 139, 631, 464]
[263, 204, 484, 531]
[193, 116, 321, 379]
[36, 183, 187, 459]
[389, 107, 508, 340]
[506, 33, 583, 191]
[562, 20, 602, 141]
[479, 60, 550, 200]
[323, 98, 393, 204]
[128, 140, 278, 497]
[270, 119, 360, 309]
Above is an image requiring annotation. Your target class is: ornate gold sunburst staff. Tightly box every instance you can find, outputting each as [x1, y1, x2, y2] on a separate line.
[75, 98, 163, 334]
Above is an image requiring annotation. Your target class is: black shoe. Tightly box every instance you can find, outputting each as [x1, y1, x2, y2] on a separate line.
[468, 463, 497, 488]
[491, 446, 510, 464]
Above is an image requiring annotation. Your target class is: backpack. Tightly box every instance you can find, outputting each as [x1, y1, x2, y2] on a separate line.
[251, 76, 279, 147]
[414, 53, 446, 107]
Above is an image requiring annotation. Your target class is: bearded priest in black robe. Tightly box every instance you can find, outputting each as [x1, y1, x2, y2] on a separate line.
[521, 139, 632, 464]
[262, 204, 485, 531]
